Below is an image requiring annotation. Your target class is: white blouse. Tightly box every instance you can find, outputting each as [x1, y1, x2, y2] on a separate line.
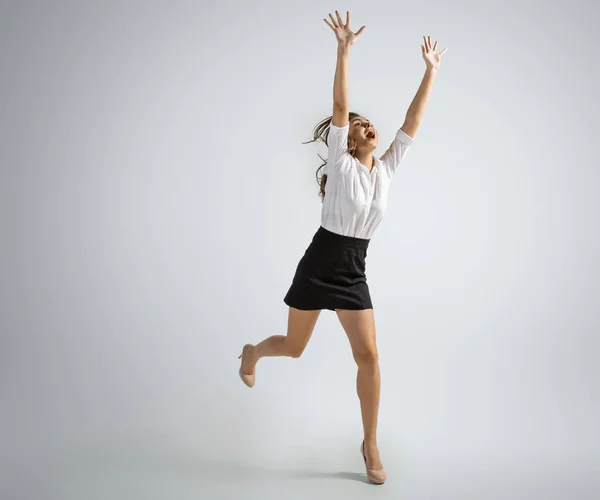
[321, 122, 414, 239]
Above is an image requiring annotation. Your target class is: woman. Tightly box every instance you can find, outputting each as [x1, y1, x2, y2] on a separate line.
[238, 10, 447, 485]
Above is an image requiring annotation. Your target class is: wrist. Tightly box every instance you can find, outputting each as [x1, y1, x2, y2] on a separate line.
[337, 43, 352, 54]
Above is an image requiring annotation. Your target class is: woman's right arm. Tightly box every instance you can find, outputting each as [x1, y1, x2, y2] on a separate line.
[324, 11, 365, 127]
[332, 44, 350, 128]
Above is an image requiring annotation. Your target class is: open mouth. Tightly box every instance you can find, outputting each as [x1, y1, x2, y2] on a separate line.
[366, 130, 375, 139]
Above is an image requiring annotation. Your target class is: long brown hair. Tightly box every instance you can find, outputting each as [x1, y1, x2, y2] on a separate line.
[303, 112, 361, 201]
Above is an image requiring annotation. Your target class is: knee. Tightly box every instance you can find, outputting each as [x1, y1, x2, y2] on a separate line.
[353, 347, 379, 368]
[286, 341, 305, 359]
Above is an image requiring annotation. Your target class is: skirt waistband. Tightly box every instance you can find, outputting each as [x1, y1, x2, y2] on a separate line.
[316, 225, 370, 249]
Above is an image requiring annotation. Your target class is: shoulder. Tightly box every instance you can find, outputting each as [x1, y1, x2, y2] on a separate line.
[326, 152, 357, 176]
[329, 121, 349, 138]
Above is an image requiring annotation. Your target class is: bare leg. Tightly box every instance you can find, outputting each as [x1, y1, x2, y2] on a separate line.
[336, 308, 383, 470]
[240, 307, 321, 376]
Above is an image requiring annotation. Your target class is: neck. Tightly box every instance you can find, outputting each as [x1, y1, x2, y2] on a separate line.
[355, 150, 375, 170]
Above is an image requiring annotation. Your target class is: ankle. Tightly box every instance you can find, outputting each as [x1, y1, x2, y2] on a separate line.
[253, 348, 261, 361]
[364, 440, 379, 452]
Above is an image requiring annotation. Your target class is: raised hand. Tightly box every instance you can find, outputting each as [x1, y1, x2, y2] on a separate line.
[421, 35, 447, 71]
[324, 10, 366, 47]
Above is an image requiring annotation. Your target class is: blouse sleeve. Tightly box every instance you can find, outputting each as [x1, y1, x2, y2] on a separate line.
[324, 122, 350, 174]
[379, 127, 414, 175]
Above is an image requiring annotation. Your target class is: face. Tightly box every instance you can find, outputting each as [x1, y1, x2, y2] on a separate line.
[349, 116, 377, 149]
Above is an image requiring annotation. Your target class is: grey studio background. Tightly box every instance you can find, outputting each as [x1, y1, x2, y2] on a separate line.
[1, 1, 599, 499]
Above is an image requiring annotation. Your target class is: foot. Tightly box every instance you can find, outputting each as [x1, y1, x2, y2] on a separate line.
[240, 344, 257, 373]
[361, 440, 386, 484]
[238, 344, 257, 387]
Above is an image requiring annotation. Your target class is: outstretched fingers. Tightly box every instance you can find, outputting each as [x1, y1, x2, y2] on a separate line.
[323, 11, 365, 41]
[423, 35, 447, 56]
[324, 10, 352, 29]
[324, 18, 335, 30]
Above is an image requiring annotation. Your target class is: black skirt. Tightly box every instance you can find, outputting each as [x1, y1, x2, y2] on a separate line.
[283, 225, 373, 311]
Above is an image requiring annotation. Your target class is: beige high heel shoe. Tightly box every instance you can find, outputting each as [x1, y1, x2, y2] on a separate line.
[238, 344, 255, 387]
[361, 440, 386, 485]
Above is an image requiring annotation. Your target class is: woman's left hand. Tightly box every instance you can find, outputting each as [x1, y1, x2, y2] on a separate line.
[421, 35, 447, 71]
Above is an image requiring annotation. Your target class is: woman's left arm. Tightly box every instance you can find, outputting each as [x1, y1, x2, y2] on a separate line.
[401, 35, 447, 139]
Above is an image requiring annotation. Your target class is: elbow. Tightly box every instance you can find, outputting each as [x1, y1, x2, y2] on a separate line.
[333, 102, 348, 113]
[405, 113, 421, 125]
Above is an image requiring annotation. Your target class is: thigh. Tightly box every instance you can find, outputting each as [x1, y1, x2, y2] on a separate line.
[286, 306, 321, 351]
[335, 308, 377, 359]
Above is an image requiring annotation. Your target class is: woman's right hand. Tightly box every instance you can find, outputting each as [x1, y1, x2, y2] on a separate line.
[324, 10, 365, 47]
